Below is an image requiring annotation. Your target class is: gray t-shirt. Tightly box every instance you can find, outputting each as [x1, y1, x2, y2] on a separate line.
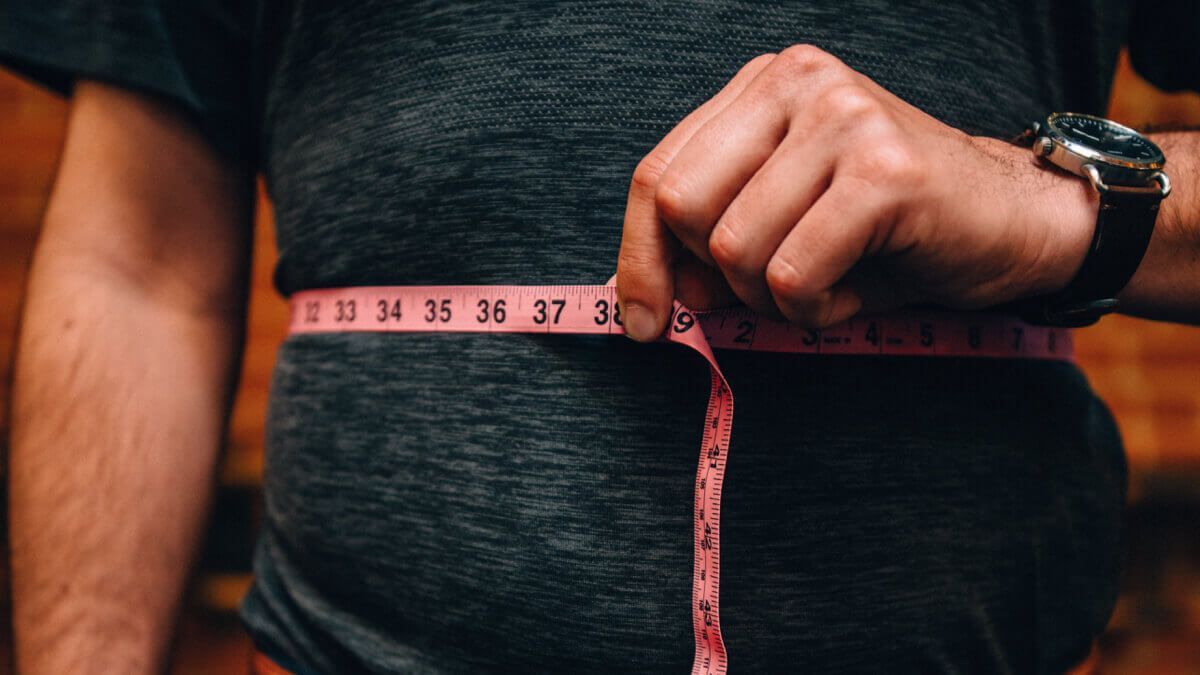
[3, 1, 1197, 672]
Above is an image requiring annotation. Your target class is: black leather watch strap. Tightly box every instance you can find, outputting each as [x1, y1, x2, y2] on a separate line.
[1020, 184, 1161, 326]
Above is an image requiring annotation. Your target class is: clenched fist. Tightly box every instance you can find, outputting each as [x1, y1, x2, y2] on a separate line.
[615, 45, 1095, 341]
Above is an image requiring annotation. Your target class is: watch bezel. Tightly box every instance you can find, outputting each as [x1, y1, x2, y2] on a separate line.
[1042, 112, 1165, 172]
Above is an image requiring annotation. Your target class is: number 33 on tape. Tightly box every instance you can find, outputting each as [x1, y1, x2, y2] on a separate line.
[289, 284, 1072, 674]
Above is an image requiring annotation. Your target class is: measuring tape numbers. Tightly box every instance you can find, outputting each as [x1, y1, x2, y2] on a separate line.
[288, 284, 1073, 674]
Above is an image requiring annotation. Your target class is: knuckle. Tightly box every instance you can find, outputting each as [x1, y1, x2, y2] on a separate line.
[765, 256, 816, 302]
[654, 173, 703, 230]
[853, 142, 921, 186]
[777, 44, 833, 73]
[707, 223, 745, 270]
[754, 45, 834, 102]
[631, 152, 670, 193]
[818, 82, 880, 119]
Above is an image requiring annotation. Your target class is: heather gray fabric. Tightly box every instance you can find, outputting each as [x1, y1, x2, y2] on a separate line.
[7, 1, 1199, 673]
[254, 4, 1132, 672]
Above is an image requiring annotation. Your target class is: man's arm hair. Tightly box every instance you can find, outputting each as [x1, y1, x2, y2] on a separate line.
[1120, 131, 1200, 324]
[8, 82, 253, 673]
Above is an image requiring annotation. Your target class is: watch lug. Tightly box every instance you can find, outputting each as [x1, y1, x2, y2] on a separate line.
[1154, 171, 1171, 198]
[1045, 298, 1120, 328]
[1082, 164, 1108, 194]
[1017, 297, 1119, 328]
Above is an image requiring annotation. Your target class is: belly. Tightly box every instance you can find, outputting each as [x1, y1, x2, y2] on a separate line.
[250, 331, 1125, 673]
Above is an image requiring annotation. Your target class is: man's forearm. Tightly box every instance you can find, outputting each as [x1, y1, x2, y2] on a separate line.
[1119, 131, 1200, 323]
[7, 81, 252, 674]
[9, 250, 244, 673]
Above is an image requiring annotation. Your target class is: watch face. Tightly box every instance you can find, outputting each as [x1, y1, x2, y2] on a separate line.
[1048, 113, 1164, 166]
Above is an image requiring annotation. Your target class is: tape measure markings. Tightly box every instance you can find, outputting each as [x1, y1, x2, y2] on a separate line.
[288, 284, 1073, 675]
[291, 285, 1070, 360]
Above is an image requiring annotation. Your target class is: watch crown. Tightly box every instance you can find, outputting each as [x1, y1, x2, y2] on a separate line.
[1034, 136, 1054, 157]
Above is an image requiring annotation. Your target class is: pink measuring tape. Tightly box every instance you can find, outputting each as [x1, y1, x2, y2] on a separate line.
[288, 283, 1073, 674]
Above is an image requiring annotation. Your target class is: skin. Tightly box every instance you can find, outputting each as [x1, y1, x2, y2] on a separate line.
[615, 46, 1200, 340]
[9, 82, 252, 673]
[8, 47, 1200, 674]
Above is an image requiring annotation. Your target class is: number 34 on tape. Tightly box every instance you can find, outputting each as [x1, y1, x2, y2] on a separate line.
[289, 283, 1072, 675]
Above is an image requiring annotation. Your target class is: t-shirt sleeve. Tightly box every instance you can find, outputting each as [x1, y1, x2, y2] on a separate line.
[0, 0, 259, 160]
[1127, 0, 1200, 94]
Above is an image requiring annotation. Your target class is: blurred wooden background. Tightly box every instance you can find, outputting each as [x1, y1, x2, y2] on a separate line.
[2, 52, 1200, 672]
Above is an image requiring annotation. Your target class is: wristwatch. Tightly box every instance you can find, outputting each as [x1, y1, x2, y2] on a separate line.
[1016, 112, 1170, 327]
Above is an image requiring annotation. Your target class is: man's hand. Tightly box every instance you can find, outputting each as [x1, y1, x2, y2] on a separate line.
[615, 46, 1097, 341]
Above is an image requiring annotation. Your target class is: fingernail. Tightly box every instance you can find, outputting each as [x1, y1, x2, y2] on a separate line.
[622, 302, 659, 342]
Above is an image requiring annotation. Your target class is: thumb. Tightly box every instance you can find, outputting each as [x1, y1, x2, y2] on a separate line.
[616, 156, 678, 341]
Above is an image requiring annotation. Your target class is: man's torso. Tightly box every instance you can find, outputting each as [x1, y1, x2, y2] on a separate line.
[242, 3, 1128, 672]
